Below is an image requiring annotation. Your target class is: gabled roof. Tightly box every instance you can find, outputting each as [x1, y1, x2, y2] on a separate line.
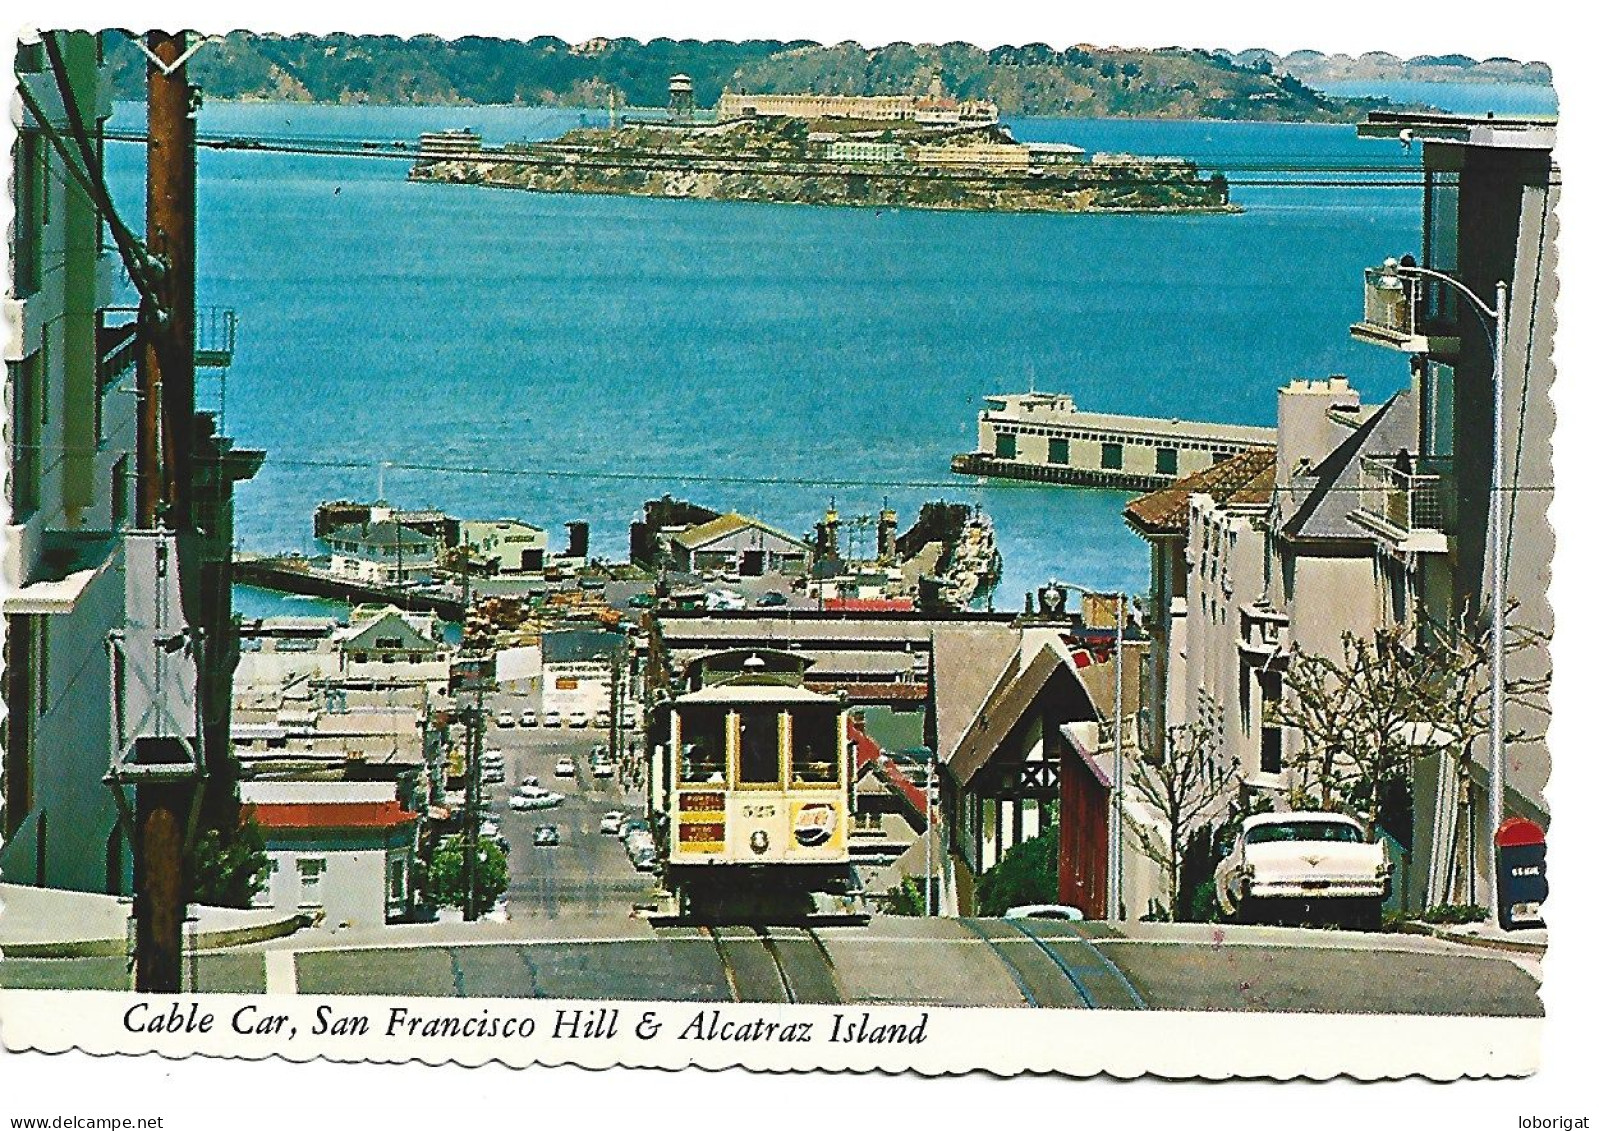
[327, 519, 434, 552]
[929, 624, 1020, 760]
[946, 637, 1099, 787]
[1279, 389, 1418, 541]
[1124, 447, 1276, 536]
[674, 513, 807, 551]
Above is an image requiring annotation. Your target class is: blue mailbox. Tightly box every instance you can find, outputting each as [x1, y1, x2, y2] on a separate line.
[1495, 818, 1547, 931]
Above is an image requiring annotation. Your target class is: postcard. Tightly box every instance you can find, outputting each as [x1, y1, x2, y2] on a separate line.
[0, 6, 1573, 1099]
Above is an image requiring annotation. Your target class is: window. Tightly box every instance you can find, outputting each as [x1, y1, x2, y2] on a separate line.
[1155, 447, 1178, 476]
[388, 857, 407, 902]
[111, 455, 128, 529]
[678, 705, 729, 784]
[790, 707, 841, 785]
[1100, 442, 1123, 470]
[296, 857, 326, 907]
[1259, 671, 1283, 774]
[1048, 437, 1070, 465]
[736, 709, 781, 786]
[253, 860, 279, 908]
[10, 356, 40, 517]
[1425, 362, 1455, 459]
[375, 636, 403, 649]
[994, 433, 1017, 459]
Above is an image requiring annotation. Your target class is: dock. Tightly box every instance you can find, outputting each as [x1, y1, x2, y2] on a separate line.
[234, 554, 467, 620]
[952, 391, 1275, 491]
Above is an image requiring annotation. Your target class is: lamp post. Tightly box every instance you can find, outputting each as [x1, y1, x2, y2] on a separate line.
[1382, 258, 1509, 913]
[1047, 580, 1128, 920]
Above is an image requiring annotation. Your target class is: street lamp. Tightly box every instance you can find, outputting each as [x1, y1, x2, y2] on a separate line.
[1378, 257, 1509, 914]
[1045, 580, 1128, 921]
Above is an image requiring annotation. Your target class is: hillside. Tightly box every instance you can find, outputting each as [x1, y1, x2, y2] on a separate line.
[1220, 49, 1553, 88]
[101, 32, 1392, 121]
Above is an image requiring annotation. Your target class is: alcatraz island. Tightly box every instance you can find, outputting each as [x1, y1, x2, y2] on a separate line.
[410, 78, 1236, 215]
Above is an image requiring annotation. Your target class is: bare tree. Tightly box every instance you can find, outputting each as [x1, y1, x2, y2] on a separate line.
[1127, 718, 1238, 920]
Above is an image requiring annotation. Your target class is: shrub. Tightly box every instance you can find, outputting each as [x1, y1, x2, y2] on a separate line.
[975, 825, 1058, 916]
[427, 833, 509, 912]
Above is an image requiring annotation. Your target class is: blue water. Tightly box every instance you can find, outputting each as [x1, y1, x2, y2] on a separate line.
[1314, 80, 1557, 117]
[104, 101, 1430, 612]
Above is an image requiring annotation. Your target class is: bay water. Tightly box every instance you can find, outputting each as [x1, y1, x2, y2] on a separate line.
[102, 98, 1467, 615]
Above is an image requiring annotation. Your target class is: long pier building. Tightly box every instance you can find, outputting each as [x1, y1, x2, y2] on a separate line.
[952, 392, 1276, 491]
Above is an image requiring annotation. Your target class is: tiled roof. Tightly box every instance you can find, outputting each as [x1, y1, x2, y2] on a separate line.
[246, 800, 419, 831]
[1124, 447, 1277, 536]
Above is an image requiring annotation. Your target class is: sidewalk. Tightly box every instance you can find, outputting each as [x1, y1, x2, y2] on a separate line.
[1407, 919, 1548, 957]
[0, 882, 304, 958]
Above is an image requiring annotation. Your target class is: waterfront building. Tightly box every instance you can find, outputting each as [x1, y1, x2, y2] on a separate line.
[458, 518, 548, 575]
[668, 512, 811, 576]
[241, 781, 420, 928]
[954, 392, 1276, 490]
[913, 142, 1032, 169]
[335, 604, 448, 676]
[326, 518, 439, 585]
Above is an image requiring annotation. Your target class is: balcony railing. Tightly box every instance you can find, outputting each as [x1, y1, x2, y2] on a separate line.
[1355, 455, 1444, 536]
[1352, 265, 1461, 355]
[97, 309, 139, 388]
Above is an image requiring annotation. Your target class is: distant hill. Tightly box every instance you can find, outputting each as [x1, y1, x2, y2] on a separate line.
[99, 33, 1402, 121]
[1220, 49, 1553, 88]
[723, 42, 1382, 120]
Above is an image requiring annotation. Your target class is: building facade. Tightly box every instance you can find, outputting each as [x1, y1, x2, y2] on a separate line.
[669, 513, 810, 576]
[4, 34, 137, 893]
[327, 518, 438, 585]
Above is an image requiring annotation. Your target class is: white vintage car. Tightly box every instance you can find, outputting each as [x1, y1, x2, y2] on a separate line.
[1215, 812, 1391, 930]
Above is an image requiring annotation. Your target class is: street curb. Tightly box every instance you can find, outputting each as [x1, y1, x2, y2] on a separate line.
[0, 913, 308, 959]
[1395, 920, 1547, 957]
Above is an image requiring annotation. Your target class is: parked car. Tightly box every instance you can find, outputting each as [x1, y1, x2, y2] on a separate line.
[482, 767, 505, 785]
[706, 589, 747, 611]
[1003, 904, 1084, 922]
[599, 811, 625, 835]
[756, 590, 789, 607]
[521, 775, 540, 788]
[618, 817, 651, 841]
[631, 847, 657, 872]
[520, 710, 539, 727]
[592, 760, 614, 779]
[554, 757, 577, 777]
[543, 710, 562, 727]
[532, 825, 561, 847]
[483, 898, 510, 923]
[508, 793, 537, 812]
[496, 711, 516, 728]
[482, 748, 504, 764]
[1214, 812, 1391, 930]
[627, 592, 657, 609]
[567, 711, 589, 729]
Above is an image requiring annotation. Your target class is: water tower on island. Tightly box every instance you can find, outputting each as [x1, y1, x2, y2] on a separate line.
[668, 73, 695, 122]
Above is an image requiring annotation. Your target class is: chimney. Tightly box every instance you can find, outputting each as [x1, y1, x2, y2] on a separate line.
[1276, 375, 1363, 487]
[565, 521, 589, 560]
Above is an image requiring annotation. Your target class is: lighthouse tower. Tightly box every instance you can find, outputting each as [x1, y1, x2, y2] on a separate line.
[668, 73, 695, 122]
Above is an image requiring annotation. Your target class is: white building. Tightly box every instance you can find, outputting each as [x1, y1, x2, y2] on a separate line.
[540, 629, 628, 722]
[326, 518, 438, 585]
[458, 518, 548, 575]
[3, 34, 138, 894]
[242, 781, 420, 929]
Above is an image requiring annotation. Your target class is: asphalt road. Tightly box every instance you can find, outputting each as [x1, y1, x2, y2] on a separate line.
[482, 694, 656, 925]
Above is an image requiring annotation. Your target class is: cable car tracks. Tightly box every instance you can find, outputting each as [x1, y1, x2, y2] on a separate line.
[959, 918, 1147, 1010]
[700, 925, 842, 1005]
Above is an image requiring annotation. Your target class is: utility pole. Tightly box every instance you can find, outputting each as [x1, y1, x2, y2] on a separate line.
[609, 642, 624, 763]
[463, 680, 484, 920]
[132, 30, 198, 995]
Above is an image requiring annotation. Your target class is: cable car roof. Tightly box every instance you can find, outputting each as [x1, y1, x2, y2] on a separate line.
[673, 681, 841, 706]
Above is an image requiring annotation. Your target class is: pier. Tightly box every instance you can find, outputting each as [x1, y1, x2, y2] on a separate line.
[953, 392, 1276, 491]
[234, 554, 467, 620]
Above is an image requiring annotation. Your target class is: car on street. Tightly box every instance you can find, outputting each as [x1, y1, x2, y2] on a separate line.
[554, 757, 577, 777]
[756, 590, 789, 607]
[599, 811, 625, 835]
[567, 711, 590, 728]
[596, 710, 612, 729]
[1215, 811, 1391, 930]
[543, 709, 562, 727]
[521, 775, 540, 788]
[483, 898, 510, 923]
[532, 825, 561, 847]
[519, 710, 539, 727]
[496, 711, 516, 728]
[592, 760, 614, 778]
[508, 793, 537, 811]
[706, 589, 747, 611]
[627, 592, 657, 609]
[623, 828, 654, 859]
[482, 767, 505, 784]
[631, 846, 657, 872]
[618, 817, 651, 841]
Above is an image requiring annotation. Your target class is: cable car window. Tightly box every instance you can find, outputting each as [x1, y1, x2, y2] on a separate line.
[737, 709, 780, 786]
[677, 706, 728, 784]
[790, 707, 841, 784]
